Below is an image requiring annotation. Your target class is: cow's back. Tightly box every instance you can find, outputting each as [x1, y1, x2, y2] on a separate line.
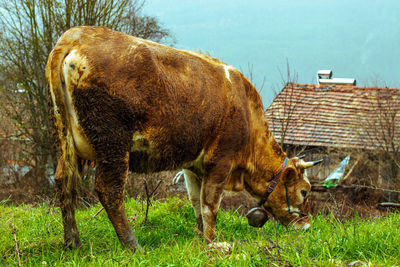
[47, 26, 255, 172]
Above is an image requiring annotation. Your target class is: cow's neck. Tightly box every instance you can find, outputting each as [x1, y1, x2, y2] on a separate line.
[265, 130, 288, 178]
[252, 129, 287, 180]
[242, 115, 287, 198]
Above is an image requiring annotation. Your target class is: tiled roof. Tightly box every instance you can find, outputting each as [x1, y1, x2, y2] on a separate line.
[265, 83, 400, 150]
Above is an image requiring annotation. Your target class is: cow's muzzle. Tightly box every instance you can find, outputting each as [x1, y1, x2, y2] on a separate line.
[246, 183, 310, 228]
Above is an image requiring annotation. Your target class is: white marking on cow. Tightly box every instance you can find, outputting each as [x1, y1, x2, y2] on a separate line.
[63, 51, 82, 128]
[47, 51, 60, 117]
[180, 50, 235, 84]
[223, 65, 235, 82]
[182, 169, 202, 218]
[49, 82, 59, 115]
[203, 206, 211, 215]
[183, 171, 197, 196]
[62, 50, 95, 159]
[224, 65, 232, 82]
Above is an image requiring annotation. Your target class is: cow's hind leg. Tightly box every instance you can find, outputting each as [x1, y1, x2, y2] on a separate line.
[183, 169, 203, 233]
[55, 156, 82, 249]
[95, 153, 140, 250]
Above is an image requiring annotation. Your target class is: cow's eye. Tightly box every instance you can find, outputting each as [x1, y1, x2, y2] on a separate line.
[301, 190, 308, 198]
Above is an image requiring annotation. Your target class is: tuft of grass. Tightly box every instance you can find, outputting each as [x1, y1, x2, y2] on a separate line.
[0, 196, 399, 266]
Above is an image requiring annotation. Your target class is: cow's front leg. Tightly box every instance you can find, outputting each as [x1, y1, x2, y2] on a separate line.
[200, 158, 231, 243]
[201, 179, 225, 243]
[55, 156, 82, 249]
[95, 153, 140, 250]
[183, 169, 203, 233]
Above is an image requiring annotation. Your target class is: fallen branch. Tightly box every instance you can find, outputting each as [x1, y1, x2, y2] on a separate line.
[312, 183, 400, 194]
[10, 224, 22, 267]
[92, 207, 104, 219]
[341, 156, 361, 182]
[378, 202, 400, 209]
[143, 180, 162, 223]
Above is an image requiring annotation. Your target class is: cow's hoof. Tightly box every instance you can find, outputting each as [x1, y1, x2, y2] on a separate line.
[124, 236, 143, 252]
[127, 244, 144, 254]
[63, 238, 82, 250]
[204, 234, 216, 244]
[195, 228, 203, 236]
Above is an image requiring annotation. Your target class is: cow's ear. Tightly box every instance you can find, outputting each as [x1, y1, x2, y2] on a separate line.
[282, 166, 297, 183]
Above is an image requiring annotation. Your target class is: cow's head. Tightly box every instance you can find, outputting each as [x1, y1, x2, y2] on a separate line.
[247, 157, 322, 229]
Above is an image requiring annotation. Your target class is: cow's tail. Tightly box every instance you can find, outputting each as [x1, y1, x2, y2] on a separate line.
[46, 45, 81, 208]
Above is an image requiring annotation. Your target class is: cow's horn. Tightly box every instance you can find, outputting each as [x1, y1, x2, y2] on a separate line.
[298, 159, 323, 169]
[297, 154, 306, 159]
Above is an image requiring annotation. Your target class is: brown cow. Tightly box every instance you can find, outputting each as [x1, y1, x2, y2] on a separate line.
[46, 26, 320, 250]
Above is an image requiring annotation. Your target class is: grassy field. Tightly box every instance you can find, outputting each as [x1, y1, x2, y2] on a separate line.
[1, 196, 399, 266]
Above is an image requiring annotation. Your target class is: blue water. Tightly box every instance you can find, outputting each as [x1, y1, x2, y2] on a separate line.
[143, 0, 400, 105]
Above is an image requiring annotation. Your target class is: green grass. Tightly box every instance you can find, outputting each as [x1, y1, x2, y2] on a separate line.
[1, 196, 399, 266]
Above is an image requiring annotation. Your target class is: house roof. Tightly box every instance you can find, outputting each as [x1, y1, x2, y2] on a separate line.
[265, 83, 400, 150]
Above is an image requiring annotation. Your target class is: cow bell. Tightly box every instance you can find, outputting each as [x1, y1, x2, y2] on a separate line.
[246, 207, 269, 228]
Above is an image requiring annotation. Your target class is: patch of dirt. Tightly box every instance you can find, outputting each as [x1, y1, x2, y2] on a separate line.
[0, 178, 52, 204]
[310, 185, 395, 219]
[0, 171, 397, 219]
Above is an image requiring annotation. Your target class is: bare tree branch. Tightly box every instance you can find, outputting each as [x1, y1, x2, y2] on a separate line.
[0, 0, 173, 186]
[358, 87, 400, 191]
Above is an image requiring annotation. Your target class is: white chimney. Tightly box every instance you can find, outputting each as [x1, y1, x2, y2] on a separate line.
[317, 70, 356, 86]
[317, 70, 332, 80]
